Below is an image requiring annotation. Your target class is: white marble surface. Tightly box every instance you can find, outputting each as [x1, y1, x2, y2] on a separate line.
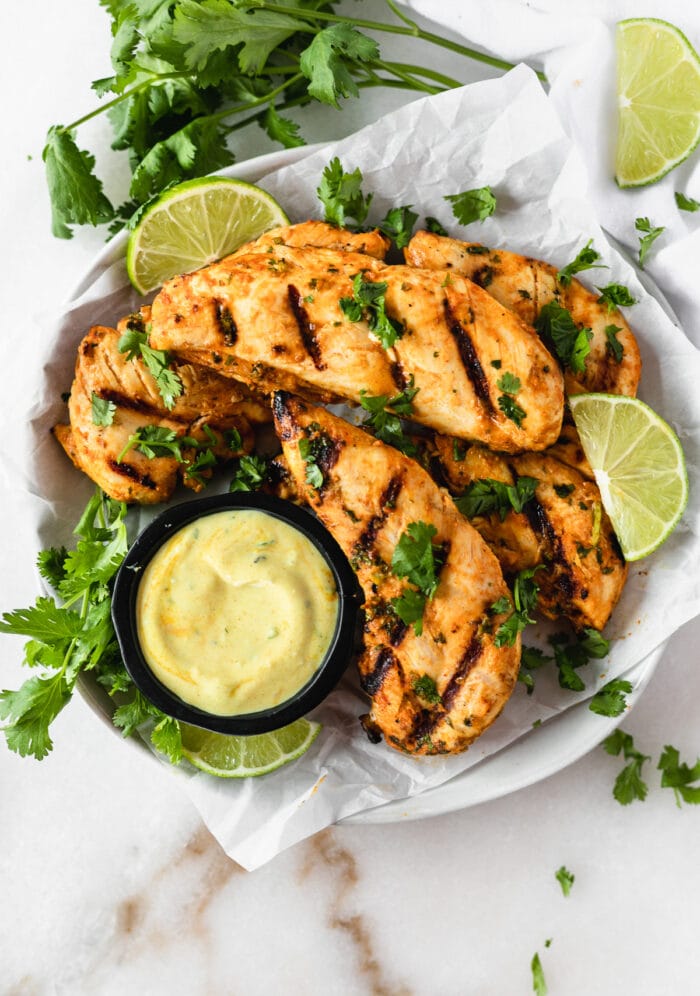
[1, 2, 700, 994]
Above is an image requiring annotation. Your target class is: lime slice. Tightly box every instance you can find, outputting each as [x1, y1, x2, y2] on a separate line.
[615, 18, 700, 187]
[180, 718, 321, 778]
[126, 176, 289, 294]
[568, 393, 688, 561]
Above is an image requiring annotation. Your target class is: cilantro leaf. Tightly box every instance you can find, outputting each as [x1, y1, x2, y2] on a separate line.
[42, 127, 115, 239]
[496, 372, 521, 395]
[260, 105, 306, 150]
[498, 393, 526, 427]
[635, 216, 664, 268]
[91, 392, 116, 427]
[531, 952, 548, 996]
[359, 377, 419, 455]
[117, 326, 183, 409]
[596, 283, 636, 313]
[36, 547, 68, 589]
[557, 239, 606, 286]
[534, 301, 592, 374]
[339, 273, 403, 349]
[150, 715, 183, 763]
[604, 324, 624, 363]
[412, 674, 441, 705]
[675, 191, 700, 212]
[492, 565, 542, 647]
[379, 205, 419, 249]
[317, 157, 373, 228]
[445, 186, 496, 225]
[229, 454, 269, 493]
[391, 588, 427, 636]
[658, 745, 700, 807]
[118, 425, 183, 462]
[172, 0, 306, 74]
[0, 597, 83, 642]
[129, 117, 233, 203]
[391, 521, 443, 599]
[300, 23, 378, 108]
[299, 438, 324, 489]
[454, 476, 538, 520]
[603, 729, 650, 805]
[589, 678, 633, 718]
[555, 865, 575, 896]
[425, 216, 448, 236]
[0, 673, 72, 759]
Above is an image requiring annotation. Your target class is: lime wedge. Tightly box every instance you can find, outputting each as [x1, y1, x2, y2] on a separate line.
[615, 18, 700, 187]
[568, 393, 688, 561]
[126, 176, 289, 294]
[180, 718, 321, 778]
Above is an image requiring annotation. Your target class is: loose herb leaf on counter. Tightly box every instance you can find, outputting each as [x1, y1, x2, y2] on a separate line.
[658, 745, 700, 806]
[445, 186, 496, 225]
[675, 191, 700, 212]
[635, 216, 664, 268]
[531, 952, 548, 996]
[555, 865, 575, 897]
[603, 729, 650, 805]
[557, 239, 606, 286]
[0, 490, 181, 762]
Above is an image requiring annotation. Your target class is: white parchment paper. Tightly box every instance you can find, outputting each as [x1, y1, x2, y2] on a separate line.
[2, 66, 699, 870]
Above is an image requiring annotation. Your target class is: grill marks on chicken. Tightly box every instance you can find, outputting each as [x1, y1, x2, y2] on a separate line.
[405, 230, 641, 398]
[433, 439, 627, 631]
[148, 243, 564, 452]
[53, 324, 268, 504]
[272, 392, 520, 755]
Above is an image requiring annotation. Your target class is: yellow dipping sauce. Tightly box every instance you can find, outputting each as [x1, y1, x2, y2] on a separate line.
[136, 509, 339, 716]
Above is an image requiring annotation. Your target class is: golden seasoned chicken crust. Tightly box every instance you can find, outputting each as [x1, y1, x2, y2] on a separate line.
[149, 243, 565, 453]
[406, 230, 641, 398]
[273, 392, 520, 756]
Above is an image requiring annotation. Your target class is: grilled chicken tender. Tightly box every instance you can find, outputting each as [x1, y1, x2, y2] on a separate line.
[232, 220, 391, 260]
[149, 244, 564, 453]
[272, 392, 520, 756]
[433, 438, 627, 631]
[53, 323, 266, 504]
[405, 231, 641, 397]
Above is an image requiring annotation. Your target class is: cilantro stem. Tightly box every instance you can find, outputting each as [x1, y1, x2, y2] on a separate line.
[58, 72, 193, 134]
[373, 59, 441, 94]
[260, 3, 546, 81]
[385, 62, 465, 90]
[384, 0, 420, 32]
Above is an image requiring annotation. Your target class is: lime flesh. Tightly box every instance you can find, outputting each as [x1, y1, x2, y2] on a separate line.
[616, 18, 700, 187]
[126, 176, 289, 294]
[568, 393, 688, 561]
[180, 718, 321, 778]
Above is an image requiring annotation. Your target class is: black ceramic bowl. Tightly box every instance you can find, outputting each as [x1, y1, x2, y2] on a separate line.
[111, 492, 363, 735]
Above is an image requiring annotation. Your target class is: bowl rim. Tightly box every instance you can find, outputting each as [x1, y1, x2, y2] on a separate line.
[111, 491, 363, 734]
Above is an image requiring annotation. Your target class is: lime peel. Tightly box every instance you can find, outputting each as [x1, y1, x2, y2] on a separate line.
[180, 718, 321, 778]
[569, 392, 689, 561]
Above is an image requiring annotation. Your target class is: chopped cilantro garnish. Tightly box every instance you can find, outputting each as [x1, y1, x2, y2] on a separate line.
[635, 216, 664, 268]
[390, 521, 444, 635]
[492, 565, 543, 647]
[557, 239, 606, 286]
[339, 272, 404, 349]
[604, 324, 624, 363]
[425, 216, 448, 236]
[412, 674, 441, 704]
[496, 371, 521, 394]
[596, 283, 636, 313]
[498, 393, 527, 427]
[455, 475, 538, 520]
[553, 483, 575, 499]
[317, 157, 372, 228]
[534, 301, 592, 374]
[229, 454, 269, 493]
[359, 377, 419, 455]
[90, 392, 116, 427]
[117, 326, 183, 409]
[444, 186, 496, 225]
[379, 205, 418, 249]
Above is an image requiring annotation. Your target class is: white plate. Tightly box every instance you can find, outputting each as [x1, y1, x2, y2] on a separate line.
[70, 146, 665, 824]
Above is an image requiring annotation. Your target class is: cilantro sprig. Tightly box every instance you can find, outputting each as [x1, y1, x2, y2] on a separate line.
[118, 423, 242, 485]
[491, 565, 543, 647]
[603, 729, 650, 805]
[390, 521, 445, 635]
[44, 5, 537, 238]
[635, 216, 664, 268]
[557, 239, 606, 287]
[0, 490, 181, 762]
[534, 301, 592, 375]
[455, 475, 538, 521]
[118, 325, 183, 410]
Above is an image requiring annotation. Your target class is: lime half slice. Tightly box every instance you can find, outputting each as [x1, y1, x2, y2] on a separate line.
[126, 176, 289, 294]
[568, 393, 688, 561]
[180, 718, 321, 778]
[615, 18, 700, 187]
